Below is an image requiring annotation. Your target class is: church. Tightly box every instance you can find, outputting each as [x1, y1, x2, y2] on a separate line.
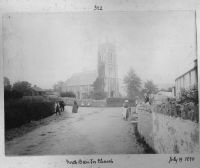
[63, 42, 119, 99]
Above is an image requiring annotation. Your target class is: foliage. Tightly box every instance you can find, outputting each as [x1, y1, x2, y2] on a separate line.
[4, 77, 12, 91]
[4, 77, 23, 100]
[12, 81, 32, 96]
[60, 91, 76, 98]
[178, 86, 198, 105]
[92, 91, 107, 100]
[154, 100, 198, 123]
[98, 61, 105, 78]
[93, 77, 105, 93]
[123, 68, 142, 100]
[92, 75, 106, 99]
[4, 90, 23, 101]
[91, 61, 107, 100]
[5, 101, 55, 130]
[143, 80, 158, 94]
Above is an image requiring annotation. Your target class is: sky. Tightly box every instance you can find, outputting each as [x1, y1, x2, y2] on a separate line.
[3, 11, 197, 89]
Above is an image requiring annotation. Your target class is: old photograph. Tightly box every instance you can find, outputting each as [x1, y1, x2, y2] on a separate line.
[3, 11, 199, 155]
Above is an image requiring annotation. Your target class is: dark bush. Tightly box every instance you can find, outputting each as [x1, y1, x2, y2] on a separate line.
[5, 101, 55, 130]
[154, 100, 198, 123]
[4, 90, 23, 101]
[60, 91, 76, 98]
[92, 91, 107, 100]
[178, 87, 198, 105]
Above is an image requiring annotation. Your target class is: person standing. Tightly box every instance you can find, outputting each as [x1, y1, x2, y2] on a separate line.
[122, 100, 129, 120]
[55, 102, 61, 115]
[72, 100, 79, 113]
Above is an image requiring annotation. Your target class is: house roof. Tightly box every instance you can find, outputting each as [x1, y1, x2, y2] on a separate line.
[32, 86, 45, 92]
[65, 71, 98, 86]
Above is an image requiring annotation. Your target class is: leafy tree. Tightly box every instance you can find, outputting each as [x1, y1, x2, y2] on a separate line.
[92, 91, 107, 100]
[93, 77, 105, 93]
[143, 80, 158, 94]
[123, 68, 142, 99]
[4, 77, 11, 91]
[12, 81, 32, 96]
[92, 77, 106, 100]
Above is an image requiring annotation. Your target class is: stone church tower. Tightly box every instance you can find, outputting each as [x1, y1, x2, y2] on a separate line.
[97, 41, 119, 97]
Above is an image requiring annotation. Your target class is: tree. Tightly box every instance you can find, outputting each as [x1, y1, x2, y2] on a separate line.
[12, 81, 32, 96]
[4, 77, 11, 91]
[92, 91, 107, 100]
[123, 68, 142, 100]
[143, 80, 158, 94]
[92, 77, 106, 100]
[4, 77, 23, 100]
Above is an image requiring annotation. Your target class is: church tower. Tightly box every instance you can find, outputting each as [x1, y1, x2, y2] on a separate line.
[97, 41, 119, 97]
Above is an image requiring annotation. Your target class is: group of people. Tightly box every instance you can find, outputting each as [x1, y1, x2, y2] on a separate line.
[55, 101, 65, 115]
[122, 94, 150, 120]
[54, 100, 79, 115]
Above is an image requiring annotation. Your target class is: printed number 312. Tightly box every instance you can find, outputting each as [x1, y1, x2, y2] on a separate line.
[94, 5, 103, 10]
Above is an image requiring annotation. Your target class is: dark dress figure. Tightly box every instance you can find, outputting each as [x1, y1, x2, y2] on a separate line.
[56, 102, 61, 115]
[72, 100, 78, 113]
[59, 101, 65, 112]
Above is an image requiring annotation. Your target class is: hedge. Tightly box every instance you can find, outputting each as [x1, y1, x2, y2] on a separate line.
[5, 101, 55, 130]
[153, 102, 199, 123]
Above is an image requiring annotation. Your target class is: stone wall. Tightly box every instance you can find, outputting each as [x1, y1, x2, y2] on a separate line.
[153, 112, 199, 153]
[137, 104, 199, 153]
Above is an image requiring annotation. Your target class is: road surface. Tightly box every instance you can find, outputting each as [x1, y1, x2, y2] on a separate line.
[5, 106, 147, 155]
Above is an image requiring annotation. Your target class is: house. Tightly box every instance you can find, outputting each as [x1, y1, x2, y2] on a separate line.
[31, 85, 46, 96]
[175, 59, 198, 98]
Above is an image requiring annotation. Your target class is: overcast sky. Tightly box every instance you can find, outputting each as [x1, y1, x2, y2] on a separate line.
[3, 11, 197, 89]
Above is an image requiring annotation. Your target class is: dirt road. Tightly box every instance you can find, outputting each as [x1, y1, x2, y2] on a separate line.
[5, 106, 146, 155]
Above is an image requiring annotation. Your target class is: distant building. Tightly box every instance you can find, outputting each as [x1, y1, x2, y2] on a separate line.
[63, 71, 97, 99]
[31, 85, 46, 96]
[175, 59, 198, 98]
[98, 42, 119, 97]
[62, 41, 119, 99]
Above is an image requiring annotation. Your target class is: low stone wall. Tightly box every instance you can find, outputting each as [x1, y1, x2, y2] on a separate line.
[153, 112, 199, 153]
[137, 104, 199, 153]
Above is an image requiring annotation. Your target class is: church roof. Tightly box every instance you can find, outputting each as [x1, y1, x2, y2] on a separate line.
[65, 71, 98, 86]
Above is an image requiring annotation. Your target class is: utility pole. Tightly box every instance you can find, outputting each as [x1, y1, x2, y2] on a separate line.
[195, 11, 198, 84]
[195, 11, 198, 60]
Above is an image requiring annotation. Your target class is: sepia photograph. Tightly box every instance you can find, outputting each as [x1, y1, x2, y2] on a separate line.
[3, 11, 199, 156]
